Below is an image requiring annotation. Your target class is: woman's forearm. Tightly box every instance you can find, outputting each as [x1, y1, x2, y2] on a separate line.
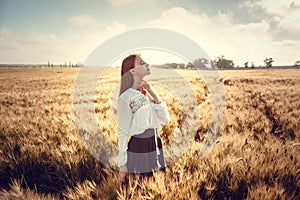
[148, 88, 161, 104]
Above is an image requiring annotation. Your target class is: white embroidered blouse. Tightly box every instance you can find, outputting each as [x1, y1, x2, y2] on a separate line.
[117, 87, 170, 167]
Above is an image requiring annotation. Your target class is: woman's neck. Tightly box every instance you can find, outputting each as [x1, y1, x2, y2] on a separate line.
[131, 76, 144, 90]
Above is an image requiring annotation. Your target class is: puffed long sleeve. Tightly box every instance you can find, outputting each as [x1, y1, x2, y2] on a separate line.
[150, 101, 170, 125]
[117, 97, 132, 134]
[117, 97, 131, 167]
[118, 129, 128, 167]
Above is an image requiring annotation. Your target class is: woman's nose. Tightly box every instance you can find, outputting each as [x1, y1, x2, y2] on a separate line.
[145, 63, 150, 68]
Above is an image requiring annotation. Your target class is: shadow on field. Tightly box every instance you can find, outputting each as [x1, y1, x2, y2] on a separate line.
[197, 165, 299, 200]
[0, 147, 105, 197]
[198, 166, 248, 199]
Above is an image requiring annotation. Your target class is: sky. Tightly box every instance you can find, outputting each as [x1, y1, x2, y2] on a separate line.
[0, 0, 299, 66]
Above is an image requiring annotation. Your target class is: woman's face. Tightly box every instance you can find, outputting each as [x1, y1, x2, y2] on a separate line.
[132, 56, 150, 77]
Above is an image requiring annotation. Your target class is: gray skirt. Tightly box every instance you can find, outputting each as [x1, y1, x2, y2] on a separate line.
[127, 128, 166, 175]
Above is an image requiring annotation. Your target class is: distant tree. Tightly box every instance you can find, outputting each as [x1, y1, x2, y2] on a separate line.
[165, 62, 179, 69]
[178, 63, 185, 69]
[210, 60, 217, 69]
[214, 55, 234, 69]
[76, 62, 83, 68]
[192, 58, 209, 69]
[294, 60, 300, 68]
[251, 62, 255, 69]
[244, 62, 248, 68]
[184, 62, 191, 69]
[264, 58, 274, 68]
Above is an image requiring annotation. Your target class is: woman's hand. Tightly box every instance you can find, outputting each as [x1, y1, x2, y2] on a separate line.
[141, 80, 151, 91]
[141, 80, 161, 104]
[119, 164, 128, 182]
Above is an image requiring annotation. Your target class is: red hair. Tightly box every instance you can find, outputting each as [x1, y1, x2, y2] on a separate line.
[119, 54, 140, 96]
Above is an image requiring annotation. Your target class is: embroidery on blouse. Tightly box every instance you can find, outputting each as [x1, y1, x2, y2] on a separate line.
[129, 95, 148, 114]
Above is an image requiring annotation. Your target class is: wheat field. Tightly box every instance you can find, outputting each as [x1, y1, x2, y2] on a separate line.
[0, 67, 299, 200]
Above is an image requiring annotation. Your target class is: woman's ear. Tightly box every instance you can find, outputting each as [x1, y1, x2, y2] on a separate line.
[129, 68, 135, 75]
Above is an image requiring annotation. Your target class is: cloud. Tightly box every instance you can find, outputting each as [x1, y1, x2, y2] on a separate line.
[106, 0, 167, 6]
[0, 27, 11, 37]
[0, 22, 126, 64]
[67, 14, 97, 27]
[241, 0, 300, 16]
[241, 0, 300, 39]
[148, 6, 300, 66]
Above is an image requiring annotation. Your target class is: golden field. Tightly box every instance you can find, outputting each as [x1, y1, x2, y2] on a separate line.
[0, 67, 299, 200]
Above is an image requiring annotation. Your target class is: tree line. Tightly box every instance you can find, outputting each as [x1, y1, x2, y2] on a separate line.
[47, 61, 83, 68]
[158, 56, 300, 70]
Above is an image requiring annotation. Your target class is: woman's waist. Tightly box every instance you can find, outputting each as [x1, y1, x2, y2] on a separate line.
[131, 128, 155, 138]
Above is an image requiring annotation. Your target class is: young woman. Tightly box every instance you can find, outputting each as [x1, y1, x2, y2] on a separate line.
[118, 54, 170, 182]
